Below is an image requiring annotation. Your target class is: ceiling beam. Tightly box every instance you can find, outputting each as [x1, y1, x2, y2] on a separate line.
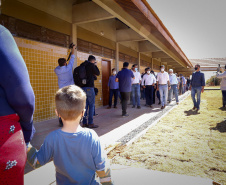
[161, 58, 176, 63]
[138, 40, 161, 53]
[152, 51, 170, 58]
[116, 28, 146, 42]
[72, 2, 114, 24]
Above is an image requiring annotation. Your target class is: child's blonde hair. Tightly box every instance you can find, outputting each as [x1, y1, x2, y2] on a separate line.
[55, 85, 86, 120]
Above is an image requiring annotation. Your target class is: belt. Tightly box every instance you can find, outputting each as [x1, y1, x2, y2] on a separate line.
[159, 84, 167, 85]
[132, 83, 139, 85]
[146, 85, 153, 86]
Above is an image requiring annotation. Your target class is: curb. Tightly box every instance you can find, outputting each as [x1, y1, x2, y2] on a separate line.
[126, 92, 190, 146]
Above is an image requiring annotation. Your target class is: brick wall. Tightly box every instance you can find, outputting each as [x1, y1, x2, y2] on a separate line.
[15, 37, 116, 123]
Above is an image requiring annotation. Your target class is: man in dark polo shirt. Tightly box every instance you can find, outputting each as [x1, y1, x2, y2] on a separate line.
[190, 64, 205, 112]
[116, 62, 135, 117]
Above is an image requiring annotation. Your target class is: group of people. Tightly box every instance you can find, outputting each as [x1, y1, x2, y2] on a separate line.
[106, 63, 194, 117]
[1, 23, 226, 185]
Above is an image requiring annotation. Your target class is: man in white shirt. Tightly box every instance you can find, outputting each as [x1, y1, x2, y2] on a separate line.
[168, 69, 179, 104]
[131, 64, 142, 109]
[157, 65, 170, 109]
[142, 68, 156, 108]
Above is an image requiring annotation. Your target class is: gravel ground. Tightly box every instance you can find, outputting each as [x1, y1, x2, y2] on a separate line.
[110, 90, 226, 185]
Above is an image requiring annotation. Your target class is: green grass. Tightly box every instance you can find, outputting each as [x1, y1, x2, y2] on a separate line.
[112, 91, 226, 184]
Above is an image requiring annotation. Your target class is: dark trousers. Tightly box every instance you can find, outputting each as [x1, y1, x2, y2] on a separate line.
[222, 90, 226, 107]
[153, 88, 156, 104]
[145, 86, 154, 106]
[109, 89, 119, 107]
[120, 92, 130, 115]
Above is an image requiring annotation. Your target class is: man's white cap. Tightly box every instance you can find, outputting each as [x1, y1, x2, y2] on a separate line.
[169, 69, 173, 72]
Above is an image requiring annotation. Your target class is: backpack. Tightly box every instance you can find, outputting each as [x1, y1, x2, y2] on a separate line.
[73, 63, 87, 87]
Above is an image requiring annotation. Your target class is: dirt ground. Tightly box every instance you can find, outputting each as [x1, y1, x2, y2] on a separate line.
[110, 91, 226, 184]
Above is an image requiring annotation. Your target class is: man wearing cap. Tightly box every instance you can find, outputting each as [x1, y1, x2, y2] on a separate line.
[157, 65, 170, 109]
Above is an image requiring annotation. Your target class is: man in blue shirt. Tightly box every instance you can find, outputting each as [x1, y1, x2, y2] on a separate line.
[54, 45, 76, 89]
[116, 62, 135, 117]
[54, 45, 76, 127]
[107, 68, 119, 109]
[190, 64, 205, 111]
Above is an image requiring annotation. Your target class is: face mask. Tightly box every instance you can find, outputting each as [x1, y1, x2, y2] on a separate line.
[135, 68, 138, 72]
[113, 71, 116, 75]
[161, 68, 164, 72]
[195, 67, 198, 70]
[147, 71, 150, 74]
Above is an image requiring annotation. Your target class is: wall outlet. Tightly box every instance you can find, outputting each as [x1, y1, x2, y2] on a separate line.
[99, 80, 101, 83]
[100, 98, 101, 100]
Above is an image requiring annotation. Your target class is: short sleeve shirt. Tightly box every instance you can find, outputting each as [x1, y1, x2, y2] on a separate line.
[116, 68, 134, 92]
[157, 72, 169, 85]
[36, 128, 105, 185]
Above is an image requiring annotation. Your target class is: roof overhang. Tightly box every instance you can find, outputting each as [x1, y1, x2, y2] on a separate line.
[93, 0, 192, 69]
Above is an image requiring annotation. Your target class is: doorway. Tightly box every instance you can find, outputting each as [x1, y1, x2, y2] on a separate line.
[102, 59, 111, 106]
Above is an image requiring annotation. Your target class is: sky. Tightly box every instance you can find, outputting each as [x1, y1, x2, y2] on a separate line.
[147, 0, 226, 59]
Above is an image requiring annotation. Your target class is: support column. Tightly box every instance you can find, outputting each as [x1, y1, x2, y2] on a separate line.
[72, 24, 77, 69]
[137, 52, 140, 71]
[151, 58, 154, 70]
[115, 42, 119, 72]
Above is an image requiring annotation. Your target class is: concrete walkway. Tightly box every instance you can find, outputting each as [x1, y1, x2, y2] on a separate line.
[25, 164, 213, 185]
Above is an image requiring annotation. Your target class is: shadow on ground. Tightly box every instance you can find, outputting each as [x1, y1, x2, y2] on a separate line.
[218, 107, 226, 111]
[210, 120, 226, 133]
[184, 109, 200, 116]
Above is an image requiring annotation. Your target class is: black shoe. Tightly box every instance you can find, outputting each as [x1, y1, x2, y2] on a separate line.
[150, 105, 153, 108]
[132, 105, 135, 108]
[137, 106, 141, 109]
[82, 124, 88, 128]
[88, 124, 99, 128]
[158, 102, 161, 105]
[161, 106, 164, 109]
[122, 114, 129, 117]
[114, 106, 117, 109]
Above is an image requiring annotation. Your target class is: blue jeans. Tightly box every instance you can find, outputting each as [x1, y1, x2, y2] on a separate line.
[131, 84, 140, 106]
[109, 89, 119, 107]
[169, 85, 179, 103]
[191, 87, 202, 109]
[159, 84, 168, 106]
[141, 87, 145, 100]
[82, 87, 95, 125]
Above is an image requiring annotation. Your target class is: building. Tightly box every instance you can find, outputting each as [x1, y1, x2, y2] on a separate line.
[0, 0, 193, 123]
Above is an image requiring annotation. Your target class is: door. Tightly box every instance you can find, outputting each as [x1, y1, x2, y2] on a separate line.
[102, 60, 111, 106]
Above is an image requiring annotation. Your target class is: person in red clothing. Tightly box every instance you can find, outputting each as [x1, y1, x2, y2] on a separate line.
[0, 25, 35, 184]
